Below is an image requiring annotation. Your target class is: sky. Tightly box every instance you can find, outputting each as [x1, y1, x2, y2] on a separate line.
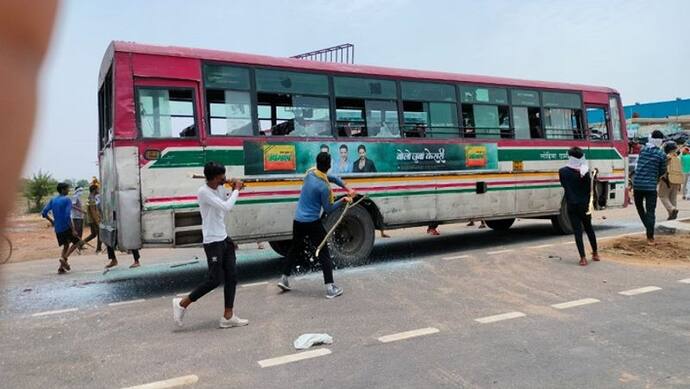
[27, 0, 690, 180]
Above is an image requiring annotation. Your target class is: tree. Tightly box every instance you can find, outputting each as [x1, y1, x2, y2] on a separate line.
[76, 179, 89, 189]
[23, 171, 57, 213]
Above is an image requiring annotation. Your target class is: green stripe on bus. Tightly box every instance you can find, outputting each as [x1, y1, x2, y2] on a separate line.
[150, 149, 244, 168]
[143, 183, 567, 210]
[498, 148, 621, 161]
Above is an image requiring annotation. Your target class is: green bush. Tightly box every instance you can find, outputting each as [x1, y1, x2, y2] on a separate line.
[23, 171, 57, 213]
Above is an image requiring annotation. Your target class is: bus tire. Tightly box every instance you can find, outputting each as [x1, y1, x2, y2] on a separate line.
[485, 218, 515, 231]
[322, 204, 375, 267]
[551, 199, 573, 235]
[268, 240, 292, 257]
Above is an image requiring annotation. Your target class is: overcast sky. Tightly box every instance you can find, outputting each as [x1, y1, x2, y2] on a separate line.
[27, 0, 690, 180]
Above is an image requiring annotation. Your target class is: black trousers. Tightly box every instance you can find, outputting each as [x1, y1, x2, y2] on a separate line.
[189, 237, 237, 309]
[106, 246, 140, 261]
[634, 190, 657, 239]
[282, 220, 334, 284]
[567, 203, 598, 258]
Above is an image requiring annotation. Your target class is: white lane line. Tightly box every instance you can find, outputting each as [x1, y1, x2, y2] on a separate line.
[475, 311, 526, 324]
[121, 374, 199, 389]
[109, 299, 146, 307]
[678, 278, 690, 284]
[619, 286, 662, 296]
[258, 348, 331, 368]
[487, 249, 514, 255]
[442, 254, 469, 261]
[241, 281, 269, 288]
[31, 308, 79, 317]
[377, 327, 440, 343]
[551, 298, 600, 310]
[528, 244, 554, 249]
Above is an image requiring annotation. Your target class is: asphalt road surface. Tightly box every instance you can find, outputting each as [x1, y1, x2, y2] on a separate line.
[1, 206, 689, 388]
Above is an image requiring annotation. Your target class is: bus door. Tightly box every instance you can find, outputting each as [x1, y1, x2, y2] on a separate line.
[134, 78, 204, 246]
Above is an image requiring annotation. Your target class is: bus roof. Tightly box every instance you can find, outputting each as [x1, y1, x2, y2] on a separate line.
[103, 41, 618, 95]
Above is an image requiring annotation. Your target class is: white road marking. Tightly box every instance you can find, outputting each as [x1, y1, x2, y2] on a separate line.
[619, 286, 662, 296]
[551, 298, 600, 310]
[528, 244, 554, 249]
[108, 299, 146, 307]
[121, 374, 199, 389]
[377, 327, 440, 343]
[678, 278, 690, 284]
[487, 249, 514, 255]
[241, 281, 269, 288]
[31, 308, 79, 317]
[475, 311, 526, 324]
[442, 254, 469, 261]
[258, 348, 331, 368]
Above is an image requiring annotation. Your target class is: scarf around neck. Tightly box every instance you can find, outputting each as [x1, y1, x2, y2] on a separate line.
[566, 156, 589, 177]
[308, 167, 334, 204]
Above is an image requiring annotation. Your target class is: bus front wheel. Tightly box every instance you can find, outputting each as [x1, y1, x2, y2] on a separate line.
[268, 240, 292, 257]
[485, 218, 515, 231]
[551, 199, 573, 235]
[323, 204, 375, 267]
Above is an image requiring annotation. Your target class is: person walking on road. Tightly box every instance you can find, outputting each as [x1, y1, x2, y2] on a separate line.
[42, 182, 83, 273]
[81, 184, 102, 253]
[632, 130, 667, 244]
[105, 246, 141, 269]
[559, 147, 600, 266]
[680, 146, 690, 200]
[70, 186, 85, 245]
[173, 162, 248, 328]
[658, 141, 683, 220]
[277, 152, 355, 299]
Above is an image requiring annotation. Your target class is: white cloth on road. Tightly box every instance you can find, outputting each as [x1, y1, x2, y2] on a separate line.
[294, 333, 333, 350]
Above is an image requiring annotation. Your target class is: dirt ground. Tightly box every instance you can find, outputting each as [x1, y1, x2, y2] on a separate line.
[601, 235, 690, 266]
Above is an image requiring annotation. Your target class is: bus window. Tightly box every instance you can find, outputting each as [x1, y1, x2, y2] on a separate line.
[137, 88, 196, 139]
[402, 81, 458, 138]
[609, 96, 623, 141]
[98, 67, 113, 149]
[460, 86, 509, 139]
[586, 106, 609, 141]
[510, 89, 542, 139]
[334, 76, 400, 138]
[204, 64, 253, 136]
[542, 92, 584, 140]
[255, 69, 331, 137]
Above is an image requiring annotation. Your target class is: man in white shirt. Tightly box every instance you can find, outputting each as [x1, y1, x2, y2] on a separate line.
[172, 162, 248, 329]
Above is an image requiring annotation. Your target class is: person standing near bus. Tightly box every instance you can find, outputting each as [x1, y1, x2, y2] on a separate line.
[559, 147, 600, 266]
[658, 141, 682, 220]
[42, 182, 83, 273]
[278, 152, 354, 299]
[632, 130, 667, 244]
[81, 184, 102, 253]
[70, 186, 85, 240]
[173, 162, 248, 328]
[680, 146, 690, 200]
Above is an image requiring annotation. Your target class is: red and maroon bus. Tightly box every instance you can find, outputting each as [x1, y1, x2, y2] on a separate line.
[97, 41, 627, 263]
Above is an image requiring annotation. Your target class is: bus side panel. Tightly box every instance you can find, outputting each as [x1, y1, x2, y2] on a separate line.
[115, 146, 142, 250]
[99, 145, 117, 247]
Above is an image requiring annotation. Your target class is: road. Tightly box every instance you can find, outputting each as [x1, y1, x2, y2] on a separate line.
[1, 206, 689, 388]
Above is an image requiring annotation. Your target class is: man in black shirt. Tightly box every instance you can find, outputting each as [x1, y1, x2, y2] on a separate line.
[558, 147, 600, 266]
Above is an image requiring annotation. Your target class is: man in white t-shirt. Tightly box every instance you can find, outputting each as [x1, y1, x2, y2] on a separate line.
[172, 161, 248, 329]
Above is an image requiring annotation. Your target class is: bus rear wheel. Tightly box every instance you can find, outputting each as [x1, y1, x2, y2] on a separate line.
[268, 240, 292, 257]
[551, 198, 573, 235]
[485, 218, 515, 231]
[322, 204, 375, 267]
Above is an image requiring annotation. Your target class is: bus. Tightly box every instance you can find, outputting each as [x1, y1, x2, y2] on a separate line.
[97, 41, 628, 264]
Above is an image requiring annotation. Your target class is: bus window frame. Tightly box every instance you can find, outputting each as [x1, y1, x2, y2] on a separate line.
[458, 84, 512, 139]
[201, 61, 258, 138]
[134, 85, 200, 141]
[401, 80, 460, 139]
[584, 104, 611, 142]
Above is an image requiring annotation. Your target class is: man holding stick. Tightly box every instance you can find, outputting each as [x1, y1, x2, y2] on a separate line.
[173, 162, 248, 328]
[277, 152, 355, 299]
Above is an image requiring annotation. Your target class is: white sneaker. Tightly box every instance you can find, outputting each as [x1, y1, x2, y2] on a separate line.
[325, 283, 343, 299]
[219, 315, 249, 328]
[172, 298, 186, 327]
[277, 275, 291, 291]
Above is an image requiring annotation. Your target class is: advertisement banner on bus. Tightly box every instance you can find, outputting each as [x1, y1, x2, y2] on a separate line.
[243, 141, 498, 175]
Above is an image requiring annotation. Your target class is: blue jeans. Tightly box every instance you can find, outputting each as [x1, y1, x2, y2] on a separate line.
[634, 190, 657, 239]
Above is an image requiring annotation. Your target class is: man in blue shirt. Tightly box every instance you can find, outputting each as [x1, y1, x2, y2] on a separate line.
[42, 182, 82, 273]
[278, 152, 354, 299]
[632, 130, 667, 244]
